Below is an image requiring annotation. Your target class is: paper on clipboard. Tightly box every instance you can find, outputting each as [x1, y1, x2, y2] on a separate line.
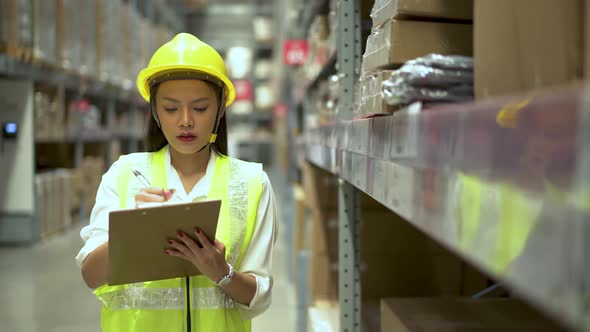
[107, 199, 221, 286]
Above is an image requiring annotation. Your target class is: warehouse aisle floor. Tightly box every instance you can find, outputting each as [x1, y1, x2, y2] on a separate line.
[0, 168, 297, 332]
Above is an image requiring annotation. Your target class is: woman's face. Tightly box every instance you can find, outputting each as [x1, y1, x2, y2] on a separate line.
[155, 79, 221, 155]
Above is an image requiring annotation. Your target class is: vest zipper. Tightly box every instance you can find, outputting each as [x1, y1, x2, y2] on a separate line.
[186, 276, 191, 332]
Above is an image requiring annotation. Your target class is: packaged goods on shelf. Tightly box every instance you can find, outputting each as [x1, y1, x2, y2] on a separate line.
[253, 16, 274, 43]
[56, 0, 82, 73]
[361, 20, 472, 75]
[326, 74, 339, 119]
[255, 84, 275, 110]
[255, 59, 273, 80]
[34, 89, 66, 141]
[475, 0, 582, 99]
[371, 0, 473, 29]
[33, 0, 57, 66]
[382, 55, 474, 108]
[66, 101, 103, 138]
[304, 15, 331, 80]
[357, 70, 393, 115]
[380, 298, 568, 332]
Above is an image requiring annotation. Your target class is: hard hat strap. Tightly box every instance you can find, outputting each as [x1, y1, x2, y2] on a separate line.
[198, 85, 226, 153]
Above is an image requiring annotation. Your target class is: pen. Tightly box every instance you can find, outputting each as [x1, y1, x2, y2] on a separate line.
[132, 169, 180, 201]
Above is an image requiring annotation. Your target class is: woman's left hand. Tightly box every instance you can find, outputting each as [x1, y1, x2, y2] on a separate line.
[165, 228, 229, 283]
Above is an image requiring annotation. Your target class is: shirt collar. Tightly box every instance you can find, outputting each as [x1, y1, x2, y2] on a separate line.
[163, 145, 217, 200]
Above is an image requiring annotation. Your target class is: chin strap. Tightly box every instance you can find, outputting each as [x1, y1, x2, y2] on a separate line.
[197, 86, 227, 153]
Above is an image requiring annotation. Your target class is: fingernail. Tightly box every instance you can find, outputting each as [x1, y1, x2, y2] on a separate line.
[196, 228, 201, 234]
[168, 240, 174, 244]
[170, 189, 176, 193]
[177, 231, 183, 237]
[163, 250, 169, 254]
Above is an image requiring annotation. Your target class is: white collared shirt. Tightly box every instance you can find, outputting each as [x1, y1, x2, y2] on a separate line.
[76, 146, 278, 320]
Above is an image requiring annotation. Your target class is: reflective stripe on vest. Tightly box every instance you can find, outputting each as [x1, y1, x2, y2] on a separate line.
[96, 147, 263, 331]
[98, 286, 236, 311]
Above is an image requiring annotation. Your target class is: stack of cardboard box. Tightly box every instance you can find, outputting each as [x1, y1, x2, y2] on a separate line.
[380, 298, 567, 332]
[358, 0, 473, 116]
[363, 0, 473, 76]
[474, 0, 584, 99]
[302, 161, 488, 330]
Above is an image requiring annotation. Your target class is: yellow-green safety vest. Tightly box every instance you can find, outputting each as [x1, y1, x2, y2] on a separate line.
[94, 147, 263, 332]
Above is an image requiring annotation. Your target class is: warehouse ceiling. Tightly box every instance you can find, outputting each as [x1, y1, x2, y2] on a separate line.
[168, 0, 277, 51]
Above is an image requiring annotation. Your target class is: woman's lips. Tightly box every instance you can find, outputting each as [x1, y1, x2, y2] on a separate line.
[177, 134, 196, 142]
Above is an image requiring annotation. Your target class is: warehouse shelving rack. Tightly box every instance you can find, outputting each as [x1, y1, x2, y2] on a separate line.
[297, 1, 590, 331]
[0, 0, 184, 243]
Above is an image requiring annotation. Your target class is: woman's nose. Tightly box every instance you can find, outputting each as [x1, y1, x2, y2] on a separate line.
[178, 107, 193, 128]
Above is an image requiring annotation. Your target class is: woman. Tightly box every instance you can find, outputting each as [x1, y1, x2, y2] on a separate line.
[76, 33, 278, 332]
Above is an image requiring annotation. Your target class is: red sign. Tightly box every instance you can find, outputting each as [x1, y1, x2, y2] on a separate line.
[274, 103, 288, 117]
[283, 40, 309, 65]
[233, 80, 253, 102]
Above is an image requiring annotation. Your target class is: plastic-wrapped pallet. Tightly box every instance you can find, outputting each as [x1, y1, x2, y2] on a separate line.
[56, 0, 82, 72]
[33, 0, 57, 66]
[2, 0, 33, 57]
[80, 1, 98, 78]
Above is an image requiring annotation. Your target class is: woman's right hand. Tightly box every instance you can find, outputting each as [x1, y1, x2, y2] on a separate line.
[135, 187, 176, 208]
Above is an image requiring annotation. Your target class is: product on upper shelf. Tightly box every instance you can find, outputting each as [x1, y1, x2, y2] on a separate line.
[357, 70, 394, 116]
[362, 19, 472, 76]
[382, 54, 474, 107]
[371, 0, 473, 29]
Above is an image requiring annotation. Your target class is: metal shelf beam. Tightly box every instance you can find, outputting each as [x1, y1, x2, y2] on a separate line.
[305, 88, 590, 332]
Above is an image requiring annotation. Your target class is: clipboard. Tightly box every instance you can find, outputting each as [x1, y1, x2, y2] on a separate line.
[108, 199, 221, 285]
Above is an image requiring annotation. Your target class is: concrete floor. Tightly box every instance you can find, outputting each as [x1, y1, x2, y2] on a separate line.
[0, 172, 297, 332]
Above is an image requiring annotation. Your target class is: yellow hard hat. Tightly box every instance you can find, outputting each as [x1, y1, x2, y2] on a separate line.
[136, 33, 236, 106]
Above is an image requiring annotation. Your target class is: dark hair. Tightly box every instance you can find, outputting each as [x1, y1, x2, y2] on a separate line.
[144, 80, 228, 156]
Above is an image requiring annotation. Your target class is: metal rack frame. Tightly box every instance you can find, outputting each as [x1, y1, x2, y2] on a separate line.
[297, 1, 590, 331]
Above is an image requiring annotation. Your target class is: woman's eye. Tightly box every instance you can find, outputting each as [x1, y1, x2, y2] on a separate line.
[163, 107, 177, 112]
[193, 107, 207, 112]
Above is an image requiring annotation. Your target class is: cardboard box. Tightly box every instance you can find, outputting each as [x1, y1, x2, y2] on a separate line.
[310, 252, 338, 302]
[372, 0, 473, 28]
[381, 298, 567, 332]
[303, 162, 339, 210]
[310, 209, 448, 258]
[363, 19, 473, 73]
[474, 0, 583, 99]
[303, 162, 386, 210]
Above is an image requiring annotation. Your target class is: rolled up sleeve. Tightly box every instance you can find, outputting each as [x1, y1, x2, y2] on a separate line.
[75, 159, 122, 267]
[236, 172, 279, 321]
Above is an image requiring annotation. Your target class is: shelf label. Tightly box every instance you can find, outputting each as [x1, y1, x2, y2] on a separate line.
[283, 40, 309, 65]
